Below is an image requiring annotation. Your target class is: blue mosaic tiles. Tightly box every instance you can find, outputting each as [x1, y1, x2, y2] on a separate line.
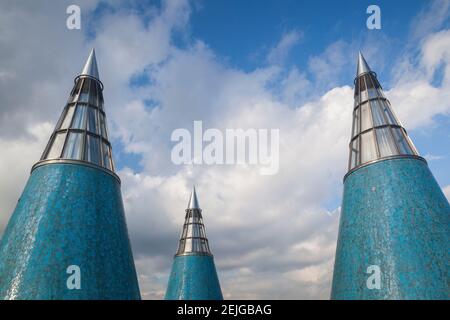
[165, 254, 223, 300]
[331, 158, 450, 299]
[0, 163, 141, 300]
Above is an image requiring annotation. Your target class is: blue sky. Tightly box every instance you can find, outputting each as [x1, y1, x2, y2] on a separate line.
[200, 0, 449, 190]
[89, 0, 440, 83]
[105, 0, 450, 204]
[0, 0, 449, 299]
[189, 0, 419, 68]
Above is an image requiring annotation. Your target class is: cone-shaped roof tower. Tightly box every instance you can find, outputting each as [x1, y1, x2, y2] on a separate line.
[165, 187, 223, 300]
[347, 51, 420, 176]
[0, 49, 140, 299]
[176, 186, 211, 255]
[331, 52, 450, 300]
[34, 48, 115, 176]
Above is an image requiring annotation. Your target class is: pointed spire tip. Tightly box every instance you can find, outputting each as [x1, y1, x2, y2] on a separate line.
[187, 185, 200, 209]
[81, 48, 100, 80]
[357, 51, 371, 76]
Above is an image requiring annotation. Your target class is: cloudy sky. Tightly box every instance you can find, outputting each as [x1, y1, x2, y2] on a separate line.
[0, 0, 449, 299]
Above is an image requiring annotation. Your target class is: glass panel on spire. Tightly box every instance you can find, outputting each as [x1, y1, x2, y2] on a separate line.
[89, 80, 98, 106]
[72, 105, 87, 129]
[392, 128, 414, 155]
[360, 102, 372, 132]
[69, 80, 82, 103]
[360, 131, 377, 163]
[46, 132, 66, 159]
[101, 142, 113, 170]
[60, 105, 75, 130]
[38, 50, 116, 173]
[86, 107, 98, 134]
[349, 137, 359, 169]
[348, 52, 419, 171]
[370, 101, 385, 126]
[375, 128, 398, 157]
[99, 113, 108, 139]
[85, 135, 101, 165]
[63, 132, 83, 160]
[79, 79, 89, 103]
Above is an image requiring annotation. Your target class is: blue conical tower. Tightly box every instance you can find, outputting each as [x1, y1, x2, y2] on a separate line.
[0, 49, 141, 300]
[331, 52, 450, 299]
[165, 186, 223, 300]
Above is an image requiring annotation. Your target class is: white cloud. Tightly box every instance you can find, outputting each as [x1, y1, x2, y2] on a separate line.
[114, 37, 352, 298]
[0, 122, 53, 232]
[84, 11, 450, 297]
[387, 29, 450, 130]
[409, 0, 450, 43]
[278, 67, 311, 107]
[444, 185, 450, 202]
[422, 29, 450, 84]
[308, 40, 349, 84]
[267, 30, 302, 65]
[423, 154, 444, 161]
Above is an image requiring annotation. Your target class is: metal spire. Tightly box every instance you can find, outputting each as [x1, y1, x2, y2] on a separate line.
[176, 187, 212, 256]
[36, 49, 115, 175]
[166, 186, 223, 300]
[80, 48, 100, 80]
[347, 52, 420, 176]
[187, 186, 200, 209]
[357, 51, 371, 76]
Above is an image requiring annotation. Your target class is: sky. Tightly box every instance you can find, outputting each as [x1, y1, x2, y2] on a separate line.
[0, 0, 449, 299]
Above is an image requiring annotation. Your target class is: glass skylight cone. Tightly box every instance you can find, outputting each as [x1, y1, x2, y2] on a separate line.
[38, 49, 115, 172]
[348, 52, 419, 172]
[176, 187, 212, 256]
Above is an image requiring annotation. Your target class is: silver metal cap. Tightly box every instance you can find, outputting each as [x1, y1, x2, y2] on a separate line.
[187, 186, 200, 209]
[80, 48, 100, 80]
[357, 51, 371, 76]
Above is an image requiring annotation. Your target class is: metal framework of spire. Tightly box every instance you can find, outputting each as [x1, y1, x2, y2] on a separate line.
[35, 49, 115, 174]
[176, 187, 212, 256]
[347, 52, 420, 175]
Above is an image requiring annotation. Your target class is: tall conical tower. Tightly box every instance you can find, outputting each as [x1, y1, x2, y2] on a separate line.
[165, 186, 223, 300]
[0, 49, 141, 300]
[331, 52, 450, 299]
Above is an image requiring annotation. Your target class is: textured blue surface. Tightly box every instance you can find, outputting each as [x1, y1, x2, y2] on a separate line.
[165, 254, 223, 300]
[331, 158, 450, 299]
[0, 163, 141, 300]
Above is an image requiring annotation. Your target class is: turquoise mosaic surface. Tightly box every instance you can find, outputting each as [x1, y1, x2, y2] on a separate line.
[331, 158, 450, 299]
[165, 254, 223, 300]
[0, 163, 141, 300]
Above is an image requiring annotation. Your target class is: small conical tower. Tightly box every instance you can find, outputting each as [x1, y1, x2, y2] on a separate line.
[0, 49, 141, 299]
[331, 52, 450, 299]
[165, 186, 223, 300]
